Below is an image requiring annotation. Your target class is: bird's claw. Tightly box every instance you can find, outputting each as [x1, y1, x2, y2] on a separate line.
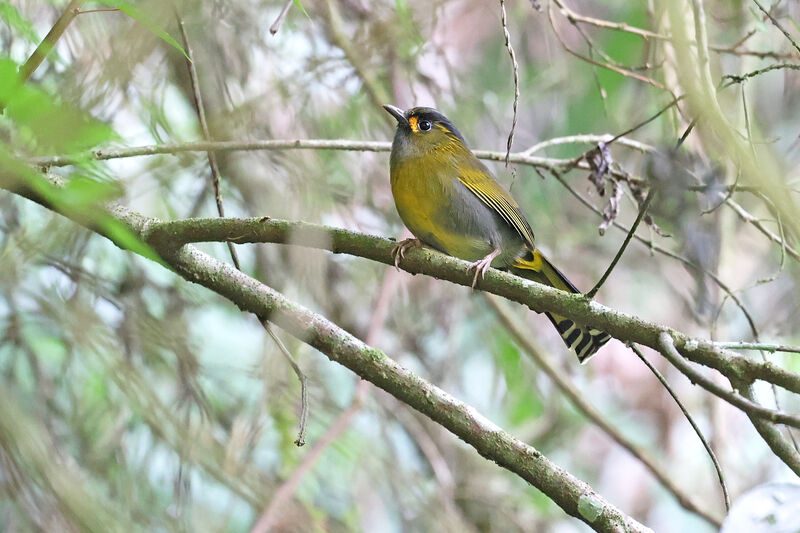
[391, 238, 422, 270]
[466, 258, 491, 288]
[465, 249, 501, 289]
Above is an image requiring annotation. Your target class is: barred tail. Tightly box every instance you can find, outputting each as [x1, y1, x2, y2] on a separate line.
[511, 250, 611, 363]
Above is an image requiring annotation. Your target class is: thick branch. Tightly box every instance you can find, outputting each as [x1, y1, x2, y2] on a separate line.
[489, 296, 723, 527]
[145, 216, 800, 407]
[160, 244, 646, 531]
[657, 332, 800, 476]
[5, 173, 800, 527]
[1, 176, 648, 532]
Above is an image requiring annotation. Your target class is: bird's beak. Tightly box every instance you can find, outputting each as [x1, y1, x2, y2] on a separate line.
[382, 104, 408, 127]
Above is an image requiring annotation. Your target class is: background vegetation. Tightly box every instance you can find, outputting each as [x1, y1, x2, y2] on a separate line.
[2, 0, 800, 531]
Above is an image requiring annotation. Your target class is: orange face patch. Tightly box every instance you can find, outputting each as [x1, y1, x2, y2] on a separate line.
[408, 115, 418, 132]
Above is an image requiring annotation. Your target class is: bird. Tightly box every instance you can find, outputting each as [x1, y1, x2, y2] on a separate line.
[383, 104, 610, 363]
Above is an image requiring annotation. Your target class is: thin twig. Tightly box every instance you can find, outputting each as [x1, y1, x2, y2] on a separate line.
[607, 95, 685, 145]
[36, 135, 788, 194]
[700, 170, 738, 216]
[523, 134, 655, 155]
[676, 119, 696, 149]
[547, 168, 762, 337]
[489, 296, 723, 527]
[249, 260, 403, 531]
[724, 196, 800, 262]
[586, 188, 655, 298]
[176, 15, 241, 270]
[76, 8, 120, 14]
[548, 2, 668, 91]
[720, 63, 800, 89]
[269, 0, 294, 35]
[177, 14, 309, 447]
[29, 139, 633, 182]
[750, 192, 788, 281]
[552, 0, 795, 59]
[714, 342, 800, 354]
[264, 321, 308, 447]
[551, 0, 667, 41]
[500, 0, 520, 167]
[751, 0, 800, 57]
[630, 344, 730, 511]
[655, 332, 800, 474]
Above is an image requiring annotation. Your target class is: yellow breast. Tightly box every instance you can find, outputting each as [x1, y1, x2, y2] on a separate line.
[390, 156, 487, 259]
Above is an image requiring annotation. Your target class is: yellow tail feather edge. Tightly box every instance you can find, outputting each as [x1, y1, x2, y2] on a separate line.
[512, 250, 611, 363]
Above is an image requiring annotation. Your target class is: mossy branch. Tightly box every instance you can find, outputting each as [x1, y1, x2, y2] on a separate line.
[5, 172, 800, 525]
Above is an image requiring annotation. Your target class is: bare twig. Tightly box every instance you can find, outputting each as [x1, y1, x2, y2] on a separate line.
[551, 0, 666, 41]
[32, 138, 645, 170]
[264, 322, 308, 446]
[724, 196, 800, 263]
[710, 44, 797, 60]
[176, 15, 241, 270]
[76, 8, 120, 14]
[607, 95, 685, 144]
[30, 139, 639, 184]
[720, 63, 800, 89]
[551, 0, 795, 59]
[586, 188, 655, 298]
[523, 134, 655, 155]
[714, 341, 800, 354]
[249, 269, 401, 531]
[749, 192, 789, 281]
[750, 0, 800, 57]
[269, 0, 294, 35]
[548, 2, 668, 91]
[675, 119, 697, 149]
[547, 168, 761, 337]
[177, 14, 310, 447]
[499, 0, 520, 167]
[630, 344, 730, 511]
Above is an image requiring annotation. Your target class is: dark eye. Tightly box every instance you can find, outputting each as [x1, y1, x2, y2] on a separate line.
[418, 119, 432, 131]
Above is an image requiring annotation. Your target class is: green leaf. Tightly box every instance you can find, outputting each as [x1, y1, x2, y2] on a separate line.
[495, 337, 542, 425]
[0, 148, 164, 266]
[60, 175, 122, 208]
[0, 59, 115, 153]
[99, 1, 189, 60]
[293, 0, 310, 19]
[0, 58, 21, 102]
[5, 89, 115, 152]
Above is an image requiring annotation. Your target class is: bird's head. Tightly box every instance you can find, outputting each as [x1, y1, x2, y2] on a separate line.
[383, 105, 468, 164]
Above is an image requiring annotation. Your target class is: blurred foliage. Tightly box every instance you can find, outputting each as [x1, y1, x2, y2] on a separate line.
[1, 0, 800, 532]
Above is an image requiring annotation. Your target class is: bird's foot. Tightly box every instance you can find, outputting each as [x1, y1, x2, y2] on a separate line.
[466, 248, 501, 288]
[391, 238, 423, 270]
